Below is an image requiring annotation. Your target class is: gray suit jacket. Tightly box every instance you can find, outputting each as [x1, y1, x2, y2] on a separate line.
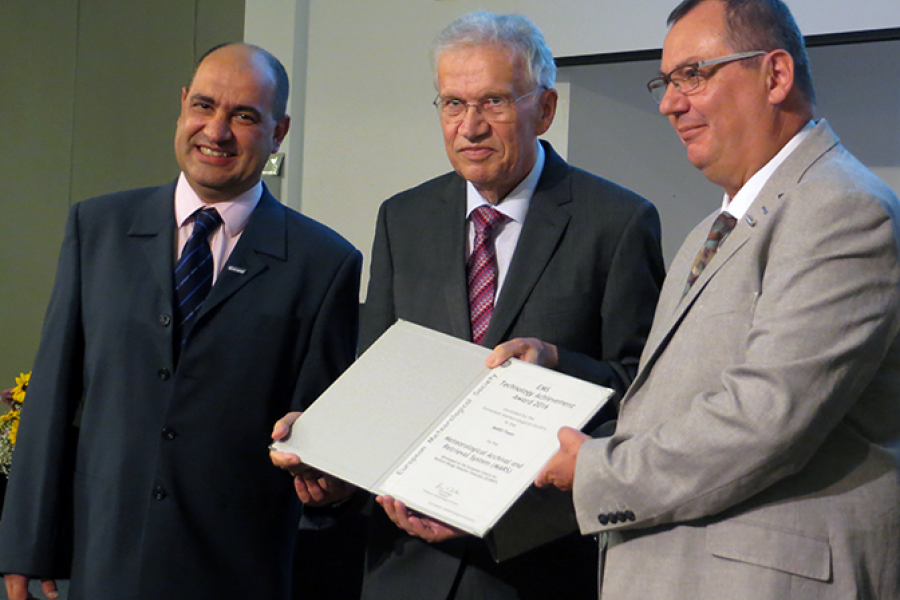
[361, 142, 666, 600]
[0, 182, 362, 600]
[574, 120, 900, 599]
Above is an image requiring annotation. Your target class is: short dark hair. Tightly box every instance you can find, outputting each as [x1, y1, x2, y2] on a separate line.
[668, 0, 815, 105]
[190, 43, 290, 120]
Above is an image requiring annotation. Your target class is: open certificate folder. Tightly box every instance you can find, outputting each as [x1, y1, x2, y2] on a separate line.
[271, 320, 612, 537]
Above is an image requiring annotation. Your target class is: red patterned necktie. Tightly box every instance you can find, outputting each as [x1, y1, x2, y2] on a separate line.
[468, 205, 506, 344]
[683, 211, 737, 296]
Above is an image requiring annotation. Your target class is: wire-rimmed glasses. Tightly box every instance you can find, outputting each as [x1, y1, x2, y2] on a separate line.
[433, 87, 545, 123]
[647, 51, 767, 103]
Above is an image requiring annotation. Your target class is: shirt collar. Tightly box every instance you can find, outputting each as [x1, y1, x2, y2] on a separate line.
[466, 140, 545, 224]
[174, 173, 262, 237]
[723, 120, 815, 219]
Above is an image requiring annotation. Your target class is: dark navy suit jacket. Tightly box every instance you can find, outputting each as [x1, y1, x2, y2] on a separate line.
[0, 182, 361, 599]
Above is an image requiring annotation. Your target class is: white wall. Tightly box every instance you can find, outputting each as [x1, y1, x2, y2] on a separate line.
[495, 0, 900, 57]
[244, 0, 309, 207]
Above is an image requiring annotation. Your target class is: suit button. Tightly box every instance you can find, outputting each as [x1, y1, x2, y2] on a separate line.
[625, 510, 636, 522]
[610, 513, 620, 524]
[159, 314, 172, 327]
[153, 486, 167, 500]
[161, 427, 177, 440]
[597, 514, 609, 525]
[157, 368, 170, 381]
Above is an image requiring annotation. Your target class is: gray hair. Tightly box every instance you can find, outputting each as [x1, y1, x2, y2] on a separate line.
[431, 11, 556, 91]
[668, 0, 815, 105]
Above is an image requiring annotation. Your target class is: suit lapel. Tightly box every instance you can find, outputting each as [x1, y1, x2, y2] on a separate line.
[677, 119, 840, 320]
[484, 142, 571, 347]
[676, 219, 752, 311]
[198, 188, 286, 320]
[128, 182, 178, 306]
[623, 120, 841, 407]
[438, 177, 475, 341]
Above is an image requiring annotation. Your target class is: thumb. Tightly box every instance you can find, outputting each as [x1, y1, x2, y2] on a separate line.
[557, 426, 582, 449]
[41, 579, 59, 600]
[271, 411, 302, 441]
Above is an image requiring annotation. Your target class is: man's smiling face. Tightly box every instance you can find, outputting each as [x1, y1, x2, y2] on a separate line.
[174, 45, 289, 203]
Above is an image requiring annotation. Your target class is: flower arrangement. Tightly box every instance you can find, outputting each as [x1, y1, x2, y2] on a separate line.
[0, 371, 29, 477]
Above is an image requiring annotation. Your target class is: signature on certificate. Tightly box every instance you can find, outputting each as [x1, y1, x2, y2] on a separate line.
[434, 482, 460, 499]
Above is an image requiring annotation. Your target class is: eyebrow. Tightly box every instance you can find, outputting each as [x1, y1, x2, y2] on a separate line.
[439, 88, 516, 97]
[189, 94, 263, 119]
[658, 57, 705, 76]
[189, 93, 216, 105]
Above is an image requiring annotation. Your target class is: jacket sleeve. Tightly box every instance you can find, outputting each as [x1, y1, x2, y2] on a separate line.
[0, 204, 85, 578]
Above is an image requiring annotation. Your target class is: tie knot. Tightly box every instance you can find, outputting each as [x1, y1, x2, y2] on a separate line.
[709, 212, 737, 240]
[471, 205, 505, 234]
[192, 208, 222, 239]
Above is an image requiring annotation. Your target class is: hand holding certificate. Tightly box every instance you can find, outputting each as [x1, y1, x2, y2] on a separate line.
[271, 320, 612, 537]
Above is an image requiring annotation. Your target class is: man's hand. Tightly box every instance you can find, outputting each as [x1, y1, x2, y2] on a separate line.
[535, 427, 589, 491]
[270, 412, 356, 507]
[376, 495, 466, 543]
[4, 574, 58, 600]
[269, 411, 308, 476]
[291, 468, 357, 507]
[486, 337, 559, 369]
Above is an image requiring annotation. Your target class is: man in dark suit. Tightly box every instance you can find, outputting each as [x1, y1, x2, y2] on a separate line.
[272, 11, 663, 599]
[533, 1, 900, 598]
[357, 11, 665, 600]
[0, 43, 361, 600]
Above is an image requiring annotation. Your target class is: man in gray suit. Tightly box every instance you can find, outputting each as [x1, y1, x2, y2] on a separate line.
[0, 44, 361, 600]
[526, 0, 900, 597]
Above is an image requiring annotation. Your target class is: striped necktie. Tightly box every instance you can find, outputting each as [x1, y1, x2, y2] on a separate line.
[468, 205, 506, 345]
[174, 208, 222, 348]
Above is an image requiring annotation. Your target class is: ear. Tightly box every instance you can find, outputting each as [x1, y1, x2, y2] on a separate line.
[534, 87, 558, 136]
[765, 50, 795, 106]
[272, 116, 291, 152]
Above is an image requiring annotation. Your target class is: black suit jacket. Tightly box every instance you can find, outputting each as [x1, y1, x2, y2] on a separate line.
[360, 142, 665, 599]
[0, 182, 361, 600]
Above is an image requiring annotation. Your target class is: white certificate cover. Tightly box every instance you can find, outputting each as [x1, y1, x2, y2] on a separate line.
[271, 320, 612, 536]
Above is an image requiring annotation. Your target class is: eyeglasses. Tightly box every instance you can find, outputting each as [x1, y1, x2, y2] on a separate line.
[646, 51, 767, 104]
[433, 87, 545, 123]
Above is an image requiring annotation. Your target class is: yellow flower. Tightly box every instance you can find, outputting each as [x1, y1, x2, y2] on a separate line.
[9, 419, 18, 446]
[11, 372, 30, 405]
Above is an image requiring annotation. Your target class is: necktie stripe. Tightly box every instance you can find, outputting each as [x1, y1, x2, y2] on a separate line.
[177, 273, 214, 306]
[175, 256, 214, 290]
[175, 246, 211, 274]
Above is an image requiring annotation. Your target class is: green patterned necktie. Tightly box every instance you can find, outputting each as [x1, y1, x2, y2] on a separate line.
[683, 212, 737, 296]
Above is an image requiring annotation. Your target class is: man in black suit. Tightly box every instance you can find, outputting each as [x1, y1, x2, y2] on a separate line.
[0, 43, 360, 600]
[274, 11, 665, 600]
[359, 12, 665, 599]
